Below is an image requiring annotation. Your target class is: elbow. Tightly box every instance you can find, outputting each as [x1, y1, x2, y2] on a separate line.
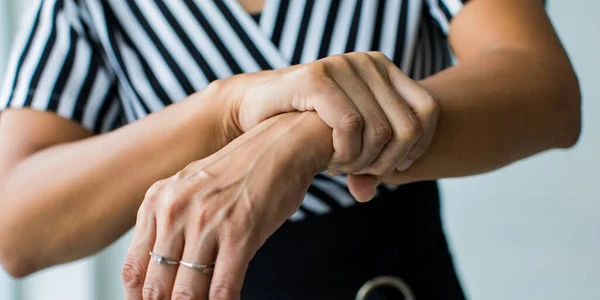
[0, 180, 41, 278]
[0, 206, 36, 278]
[523, 49, 582, 150]
[0, 256, 35, 279]
[554, 68, 582, 149]
[0, 238, 36, 279]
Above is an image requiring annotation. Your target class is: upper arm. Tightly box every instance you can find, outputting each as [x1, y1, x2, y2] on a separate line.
[0, 110, 92, 183]
[0, 0, 121, 179]
[449, 0, 568, 61]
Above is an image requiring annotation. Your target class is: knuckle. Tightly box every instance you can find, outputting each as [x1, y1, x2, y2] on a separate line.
[339, 111, 363, 133]
[327, 54, 351, 66]
[354, 53, 384, 78]
[121, 256, 146, 290]
[171, 284, 196, 300]
[422, 93, 440, 116]
[368, 51, 391, 63]
[209, 284, 237, 300]
[136, 202, 151, 222]
[178, 162, 204, 180]
[304, 62, 327, 79]
[367, 51, 393, 75]
[299, 63, 332, 90]
[144, 180, 165, 203]
[162, 197, 186, 226]
[397, 119, 422, 142]
[156, 191, 190, 227]
[351, 52, 374, 67]
[370, 121, 392, 146]
[206, 78, 227, 94]
[143, 280, 169, 300]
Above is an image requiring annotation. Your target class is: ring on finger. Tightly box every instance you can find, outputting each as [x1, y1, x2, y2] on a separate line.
[179, 260, 215, 274]
[149, 251, 180, 265]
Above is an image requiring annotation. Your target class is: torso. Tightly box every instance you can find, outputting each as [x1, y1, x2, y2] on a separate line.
[3, 1, 467, 297]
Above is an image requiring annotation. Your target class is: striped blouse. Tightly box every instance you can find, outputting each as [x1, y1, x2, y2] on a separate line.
[0, 0, 466, 221]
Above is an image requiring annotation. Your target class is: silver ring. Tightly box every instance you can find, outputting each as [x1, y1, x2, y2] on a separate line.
[355, 276, 415, 300]
[149, 251, 179, 265]
[179, 260, 215, 274]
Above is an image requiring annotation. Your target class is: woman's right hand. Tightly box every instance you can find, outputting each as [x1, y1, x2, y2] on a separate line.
[214, 52, 440, 201]
[122, 112, 333, 300]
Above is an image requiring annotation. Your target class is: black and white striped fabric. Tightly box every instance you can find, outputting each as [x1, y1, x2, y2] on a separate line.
[0, 0, 466, 221]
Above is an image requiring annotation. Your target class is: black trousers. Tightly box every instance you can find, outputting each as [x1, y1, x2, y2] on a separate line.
[242, 181, 465, 299]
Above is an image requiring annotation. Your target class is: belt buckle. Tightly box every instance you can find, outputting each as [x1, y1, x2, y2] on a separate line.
[355, 276, 415, 300]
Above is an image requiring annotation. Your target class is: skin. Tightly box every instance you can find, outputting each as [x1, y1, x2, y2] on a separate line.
[128, 112, 333, 300]
[132, 3, 583, 298]
[0, 0, 581, 299]
[224, 52, 439, 192]
[0, 49, 436, 278]
[238, 0, 264, 14]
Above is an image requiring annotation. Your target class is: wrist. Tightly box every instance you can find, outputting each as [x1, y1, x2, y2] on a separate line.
[269, 112, 334, 175]
[199, 78, 334, 175]
[200, 79, 245, 144]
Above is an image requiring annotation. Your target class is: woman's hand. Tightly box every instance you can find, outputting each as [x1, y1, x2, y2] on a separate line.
[122, 112, 332, 300]
[215, 52, 440, 200]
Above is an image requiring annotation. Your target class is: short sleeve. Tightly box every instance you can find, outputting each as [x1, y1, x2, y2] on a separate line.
[426, 0, 469, 35]
[0, 0, 122, 133]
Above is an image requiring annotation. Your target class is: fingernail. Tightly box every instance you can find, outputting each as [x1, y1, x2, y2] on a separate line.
[396, 160, 413, 171]
[326, 169, 341, 177]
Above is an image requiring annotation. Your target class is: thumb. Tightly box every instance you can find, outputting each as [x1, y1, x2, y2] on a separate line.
[347, 174, 379, 202]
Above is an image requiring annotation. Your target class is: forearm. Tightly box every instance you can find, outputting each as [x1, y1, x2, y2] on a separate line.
[0, 91, 232, 276]
[283, 48, 580, 185]
[382, 48, 580, 184]
[187, 49, 581, 190]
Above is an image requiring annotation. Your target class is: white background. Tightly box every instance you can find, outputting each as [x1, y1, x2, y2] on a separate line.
[1, 0, 599, 299]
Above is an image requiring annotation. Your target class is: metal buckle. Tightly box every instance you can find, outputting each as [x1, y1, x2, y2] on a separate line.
[355, 276, 415, 300]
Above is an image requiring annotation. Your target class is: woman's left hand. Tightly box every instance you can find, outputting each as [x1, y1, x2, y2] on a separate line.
[121, 112, 332, 300]
[218, 51, 440, 200]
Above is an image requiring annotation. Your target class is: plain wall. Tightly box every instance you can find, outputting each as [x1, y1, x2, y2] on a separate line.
[0, 1, 598, 299]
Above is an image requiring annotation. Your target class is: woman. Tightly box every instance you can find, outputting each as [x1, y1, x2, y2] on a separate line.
[0, 0, 580, 299]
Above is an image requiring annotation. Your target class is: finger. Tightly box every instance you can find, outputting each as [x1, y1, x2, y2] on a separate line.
[324, 55, 392, 172]
[122, 196, 158, 300]
[370, 52, 440, 170]
[393, 84, 439, 171]
[395, 119, 437, 172]
[142, 216, 185, 300]
[171, 227, 218, 299]
[346, 174, 379, 202]
[209, 239, 253, 300]
[290, 64, 364, 167]
[348, 53, 421, 175]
